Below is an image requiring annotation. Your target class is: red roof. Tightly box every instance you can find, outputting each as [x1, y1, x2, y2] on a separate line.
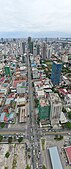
[4, 116, 8, 122]
[58, 88, 68, 95]
[65, 146, 71, 164]
[0, 77, 4, 83]
[13, 80, 24, 88]
[68, 90, 71, 94]
[8, 93, 15, 98]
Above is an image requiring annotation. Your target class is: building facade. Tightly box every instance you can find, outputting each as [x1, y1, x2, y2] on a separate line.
[38, 99, 50, 121]
[49, 93, 62, 125]
[51, 61, 62, 85]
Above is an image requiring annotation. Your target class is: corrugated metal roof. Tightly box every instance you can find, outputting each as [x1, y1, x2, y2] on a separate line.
[65, 146, 71, 164]
[48, 147, 63, 169]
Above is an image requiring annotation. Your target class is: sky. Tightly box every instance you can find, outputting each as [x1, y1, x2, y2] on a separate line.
[0, 0, 71, 37]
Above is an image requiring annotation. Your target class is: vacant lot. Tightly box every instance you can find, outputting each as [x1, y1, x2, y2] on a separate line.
[0, 143, 30, 169]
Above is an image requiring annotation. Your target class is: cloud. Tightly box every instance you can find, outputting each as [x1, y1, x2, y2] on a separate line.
[0, 0, 71, 33]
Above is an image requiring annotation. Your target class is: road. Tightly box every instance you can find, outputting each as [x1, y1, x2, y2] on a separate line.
[0, 127, 70, 136]
[27, 54, 43, 169]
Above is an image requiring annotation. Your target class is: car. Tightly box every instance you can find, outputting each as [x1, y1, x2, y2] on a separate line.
[68, 133, 71, 135]
[16, 136, 19, 139]
[49, 130, 51, 132]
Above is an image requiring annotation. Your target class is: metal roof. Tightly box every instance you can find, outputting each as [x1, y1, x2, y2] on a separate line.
[65, 146, 71, 164]
[48, 147, 63, 169]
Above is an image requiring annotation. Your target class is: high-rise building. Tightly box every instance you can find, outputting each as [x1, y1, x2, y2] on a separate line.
[22, 54, 27, 63]
[38, 99, 50, 121]
[37, 44, 40, 55]
[30, 41, 33, 54]
[28, 37, 31, 45]
[22, 42, 25, 54]
[4, 66, 11, 76]
[42, 42, 47, 60]
[51, 61, 62, 85]
[49, 93, 62, 125]
[33, 47, 37, 56]
[28, 37, 33, 54]
[47, 45, 53, 59]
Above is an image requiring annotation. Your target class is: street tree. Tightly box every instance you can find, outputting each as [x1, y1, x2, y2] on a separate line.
[8, 136, 12, 144]
[18, 137, 23, 143]
[25, 165, 31, 169]
[5, 152, 10, 158]
[1, 122, 5, 128]
[43, 165, 47, 169]
[0, 135, 3, 142]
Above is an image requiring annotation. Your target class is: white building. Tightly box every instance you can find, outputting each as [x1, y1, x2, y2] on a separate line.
[62, 54, 68, 63]
[60, 112, 68, 124]
[32, 67, 39, 79]
[33, 47, 37, 57]
[49, 93, 62, 125]
[17, 83, 26, 94]
[30, 54, 34, 64]
[16, 97, 28, 123]
[64, 94, 71, 107]
[17, 97, 26, 106]
[19, 103, 28, 123]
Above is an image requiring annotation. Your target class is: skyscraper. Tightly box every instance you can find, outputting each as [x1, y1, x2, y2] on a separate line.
[30, 41, 33, 54]
[42, 42, 47, 60]
[37, 44, 40, 55]
[22, 42, 25, 54]
[51, 61, 62, 85]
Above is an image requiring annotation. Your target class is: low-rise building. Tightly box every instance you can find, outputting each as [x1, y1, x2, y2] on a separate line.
[36, 90, 45, 99]
[17, 82, 27, 94]
[17, 97, 26, 106]
[19, 103, 28, 123]
[32, 67, 39, 79]
[64, 94, 71, 107]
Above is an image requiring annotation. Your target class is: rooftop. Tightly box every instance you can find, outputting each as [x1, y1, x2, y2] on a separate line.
[13, 80, 26, 88]
[65, 146, 71, 164]
[49, 93, 61, 104]
[39, 99, 49, 107]
[48, 146, 63, 169]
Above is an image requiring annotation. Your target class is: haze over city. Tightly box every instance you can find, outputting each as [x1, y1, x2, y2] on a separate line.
[0, 0, 71, 37]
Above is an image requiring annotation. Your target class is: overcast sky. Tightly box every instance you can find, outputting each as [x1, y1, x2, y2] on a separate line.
[0, 0, 71, 33]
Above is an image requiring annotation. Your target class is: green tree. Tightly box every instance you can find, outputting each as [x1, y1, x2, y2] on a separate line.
[25, 165, 31, 169]
[18, 137, 23, 143]
[62, 107, 66, 113]
[0, 135, 3, 142]
[64, 122, 71, 129]
[1, 122, 5, 128]
[68, 111, 71, 119]
[34, 98, 39, 108]
[8, 137, 12, 144]
[41, 139, 45, 151]
[5, 152, 10, 158]
[4, 167, 8, 169]
[43, 165, 47, 169]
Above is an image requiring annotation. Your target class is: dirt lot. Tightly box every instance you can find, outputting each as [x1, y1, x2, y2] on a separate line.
[0, 143, 30, 169]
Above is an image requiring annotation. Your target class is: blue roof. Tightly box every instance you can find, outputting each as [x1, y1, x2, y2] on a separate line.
[48, 147, 63, 169]
[0, 113, 5, 121]
[9, 113, 14, 120]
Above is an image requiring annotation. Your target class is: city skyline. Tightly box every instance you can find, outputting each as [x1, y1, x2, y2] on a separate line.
[0, 0, 71, 37]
